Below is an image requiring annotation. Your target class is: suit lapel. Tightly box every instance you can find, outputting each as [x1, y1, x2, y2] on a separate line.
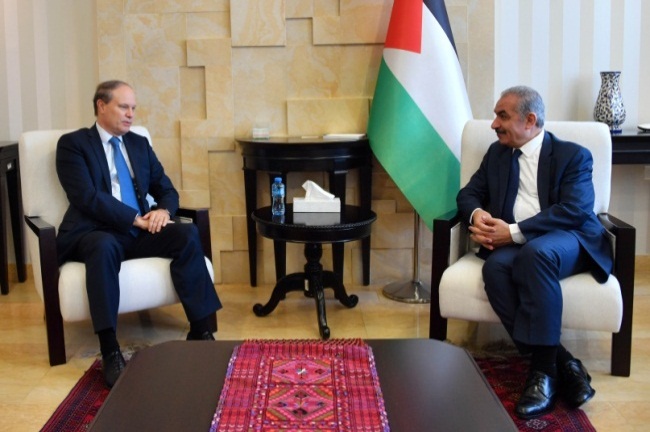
[537, 131, 553, 209]
[498, 148, 512, 214]
[88, 126, 112, 192]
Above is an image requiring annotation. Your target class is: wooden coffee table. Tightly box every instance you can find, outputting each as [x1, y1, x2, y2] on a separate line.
[89, 339, 516, 432]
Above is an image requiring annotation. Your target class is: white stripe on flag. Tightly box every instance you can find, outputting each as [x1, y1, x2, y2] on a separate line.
[383, 3, 471, 161]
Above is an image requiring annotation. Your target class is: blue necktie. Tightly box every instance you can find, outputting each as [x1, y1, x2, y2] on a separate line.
[109, 137, 140, 234]
[502, 149, 522, 224]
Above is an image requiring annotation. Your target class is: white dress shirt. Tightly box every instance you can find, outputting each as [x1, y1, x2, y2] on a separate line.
[96, 123, 136, 202]
[509, 129, 544, 243]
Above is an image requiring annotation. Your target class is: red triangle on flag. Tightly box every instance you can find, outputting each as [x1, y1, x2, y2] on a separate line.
[384, 0, 422, 53]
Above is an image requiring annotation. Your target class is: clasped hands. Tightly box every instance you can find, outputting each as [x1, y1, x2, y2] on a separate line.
[468, 209, 514, 250]
[133, 208, 173, 234]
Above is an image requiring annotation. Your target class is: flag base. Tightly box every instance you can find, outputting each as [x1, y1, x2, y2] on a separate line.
[382, 280, 431, 304]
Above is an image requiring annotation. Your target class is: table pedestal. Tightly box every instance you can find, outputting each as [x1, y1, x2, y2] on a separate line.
[253, 243, 359, 339]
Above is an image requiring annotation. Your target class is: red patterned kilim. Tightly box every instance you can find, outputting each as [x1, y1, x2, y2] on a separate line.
[41, 360, 109, 432]
[474, 353, 596, 432]
[209, 339, 390, 432]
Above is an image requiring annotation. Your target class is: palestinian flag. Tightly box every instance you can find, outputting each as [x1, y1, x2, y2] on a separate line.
[367, 0, 472, 230]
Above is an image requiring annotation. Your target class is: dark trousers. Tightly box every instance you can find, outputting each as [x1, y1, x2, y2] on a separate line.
[71, 223, 221, 333]
[481, 230, 588, 348]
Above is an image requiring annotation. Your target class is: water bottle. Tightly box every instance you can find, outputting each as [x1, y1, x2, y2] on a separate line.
[271, 177, 285, 216]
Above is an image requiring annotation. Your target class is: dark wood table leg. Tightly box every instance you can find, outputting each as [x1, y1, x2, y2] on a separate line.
[329, 171, 347, 283]
[359, 164, 372, 285]
[303, 243, 329, 339]
[243, 168, 258, 286]
[0, 173, 8, 294]
[322, 271, 358, 308]
[252, 273, 305, 316]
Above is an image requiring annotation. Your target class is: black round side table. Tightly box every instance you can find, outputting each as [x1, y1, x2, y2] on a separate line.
[251, 204, 376, 339]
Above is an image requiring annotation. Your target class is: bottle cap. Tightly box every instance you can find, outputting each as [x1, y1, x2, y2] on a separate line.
[274, 177, 282, 183]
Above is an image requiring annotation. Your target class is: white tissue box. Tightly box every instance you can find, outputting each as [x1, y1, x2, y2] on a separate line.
[293, 197, 341, 213]
[294, 212, 341, 226]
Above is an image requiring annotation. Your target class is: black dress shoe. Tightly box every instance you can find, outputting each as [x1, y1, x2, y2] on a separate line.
[559, 358, 595, 408]
[186, 330, 215, 341]
[102, 350, 126, 388]
[515, 370, 558, 419]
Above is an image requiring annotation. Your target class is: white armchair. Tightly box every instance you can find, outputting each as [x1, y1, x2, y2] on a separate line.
[19, 126, 216, 366]
[430, 120, 635, 377]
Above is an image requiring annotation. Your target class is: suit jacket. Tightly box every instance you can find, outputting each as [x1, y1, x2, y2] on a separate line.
[55, 125, 179, 264]
[456, 130, 613, 283]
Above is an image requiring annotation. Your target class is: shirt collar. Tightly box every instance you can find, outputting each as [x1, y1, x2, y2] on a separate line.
[518, 129, 544, 157]
[96, 123, 121, 145]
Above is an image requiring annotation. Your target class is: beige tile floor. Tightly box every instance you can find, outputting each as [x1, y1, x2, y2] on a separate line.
[1, 258, 649, 431]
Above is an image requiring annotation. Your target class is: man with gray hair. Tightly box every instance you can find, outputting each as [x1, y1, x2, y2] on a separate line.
[457, 86, 612, 418]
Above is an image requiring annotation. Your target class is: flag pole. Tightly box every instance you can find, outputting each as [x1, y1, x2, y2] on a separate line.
[382, 212, 431, 303]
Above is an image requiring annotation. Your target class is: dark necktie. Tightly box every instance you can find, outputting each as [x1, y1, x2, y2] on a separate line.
[502, 149, 522, 223]
[109, 136, 140, 235]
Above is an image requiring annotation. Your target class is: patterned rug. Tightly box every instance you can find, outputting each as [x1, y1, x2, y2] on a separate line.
[209, 339, 389, 432]
[40, 359, 109, 431]
[41, 342, 596, 431]
[473, 352, 596, 432]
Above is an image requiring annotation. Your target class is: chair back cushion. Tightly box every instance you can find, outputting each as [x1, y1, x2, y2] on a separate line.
[461, 120, 611, 214]
[441, 120, 622, 334]
[19, 126, 153, 302]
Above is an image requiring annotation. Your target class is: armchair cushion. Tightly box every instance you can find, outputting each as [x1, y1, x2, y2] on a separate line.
[439, 252, 623, 332]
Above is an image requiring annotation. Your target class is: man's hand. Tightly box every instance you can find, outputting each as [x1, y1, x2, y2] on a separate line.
[134, 209, 173, 233]
[468, 210, 514, 250]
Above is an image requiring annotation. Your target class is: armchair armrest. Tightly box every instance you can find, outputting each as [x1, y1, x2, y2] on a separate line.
[24, 215, 66, 365]
[598, 212, 635, 376]
[175, 207, 212, 261]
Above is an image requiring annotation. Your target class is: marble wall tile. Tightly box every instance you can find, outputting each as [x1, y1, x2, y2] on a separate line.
[208, 152, 246, 215]
[231, 0, 286, 47]
[313, 3, 388, 45]
[205, 65, 235, 142]
[286, 98, 369, 136]
[126, 0, 229, 14]
[365, 249, 413, 285]
[125, 14, 186, 67]
[212, 215, 234, 251]
[178, 189, 211, 208]
[313, 0, 339, 17]
[286, 17, 313, 46]
[180, 137, 210, 191]
[231, 47, 289, 138]
[287, 0, 314, 18]
[220, 250, 249, 284]
[187, 38, 232, 67]
[232, 215, 248, 251]
[180, 66, 206, 119]
[129, 66, 181, 138]
[186, 12, 231, 39]
[371, 212, 415, 249]
[97, 0, 128, 81]
[151, 137, 182, 188]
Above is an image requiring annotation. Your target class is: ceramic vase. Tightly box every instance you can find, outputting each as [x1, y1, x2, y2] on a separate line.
[593, 71, 626, 133]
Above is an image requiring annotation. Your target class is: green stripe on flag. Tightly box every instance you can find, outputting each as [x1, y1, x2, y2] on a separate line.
[368, 59, 460, 231]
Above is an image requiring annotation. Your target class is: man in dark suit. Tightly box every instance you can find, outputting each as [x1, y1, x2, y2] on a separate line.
[457, 86, 612, 418]
[56, 80, 222, 387]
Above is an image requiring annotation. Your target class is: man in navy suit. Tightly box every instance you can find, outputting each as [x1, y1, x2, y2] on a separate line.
[56, 80, 222, 387]
[457, 86, 612, 418]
